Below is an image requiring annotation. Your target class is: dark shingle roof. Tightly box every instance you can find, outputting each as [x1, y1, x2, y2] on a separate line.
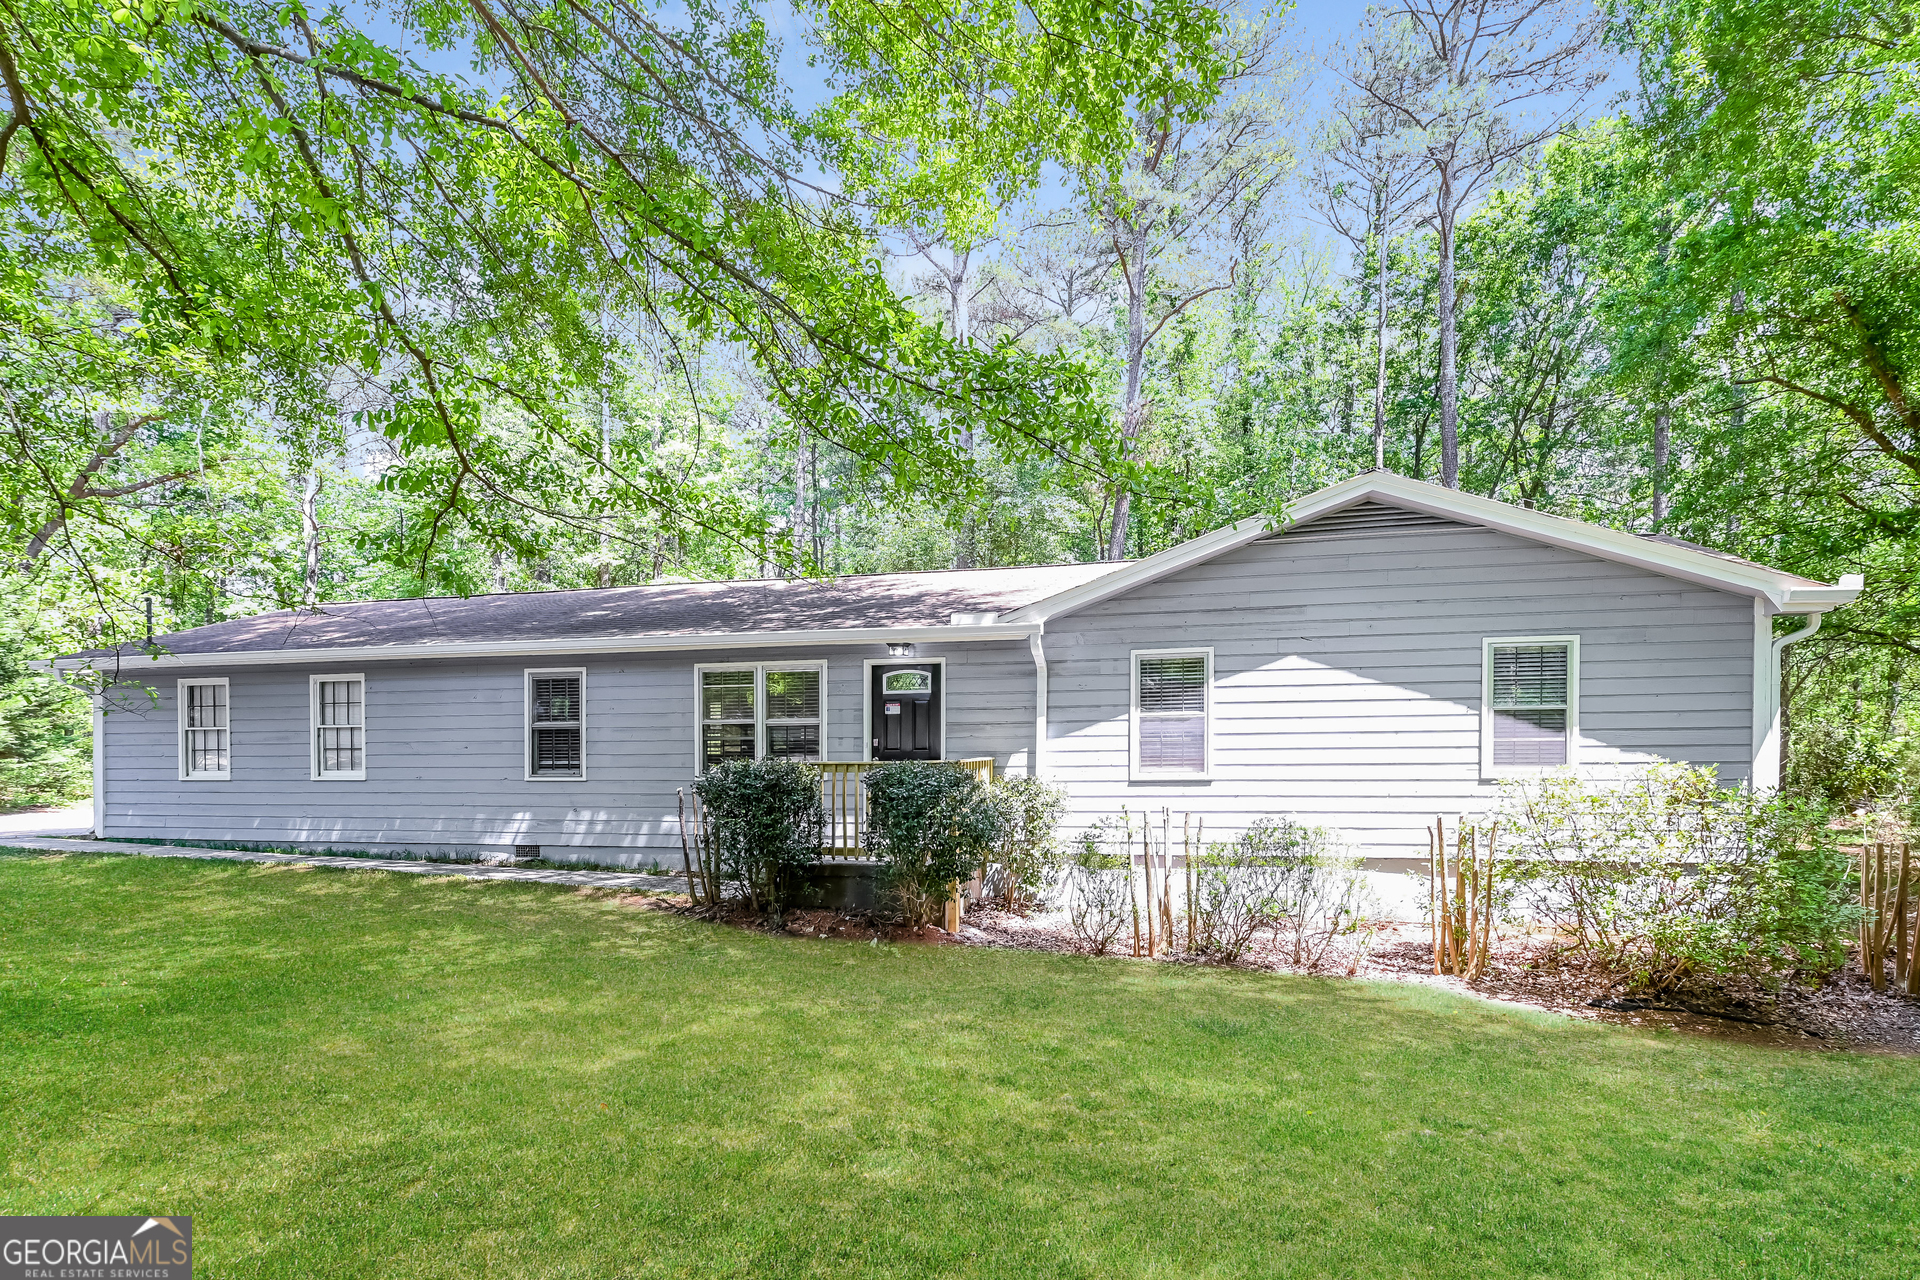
[101, 563, 1122, 658]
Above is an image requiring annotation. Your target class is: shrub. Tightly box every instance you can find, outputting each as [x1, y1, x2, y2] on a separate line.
[1785, 714, 1920, 820]
[691, 758, 824, 923]
[863, 761, 1000, 928]
[1192, 817, 1373, 967]
[981, 776, 1069, 912]
[1064, 817, 1131, 955]
[1497, 764, 1858, 989]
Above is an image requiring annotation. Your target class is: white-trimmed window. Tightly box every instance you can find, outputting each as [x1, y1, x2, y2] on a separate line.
[178, 678, 230, 780]
[1482, 636, 1579, 774]
[698, 664, 824, 770]
[1131, 649, 1211, 779]
[311, 674, 366, 780]
[527, 669, 586, 780]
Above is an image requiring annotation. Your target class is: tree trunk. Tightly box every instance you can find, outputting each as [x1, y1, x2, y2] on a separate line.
[1374, 188, 1391, 471]
[952, 257, 977, 570]
[1651, 407, 1670, 528]
[300, 468, 323, 608]
[1105, 224, 1150, 562]
[790, 434, 808, 578]
[1436, 182, 1460, 489]
[597, 386, 613, 588]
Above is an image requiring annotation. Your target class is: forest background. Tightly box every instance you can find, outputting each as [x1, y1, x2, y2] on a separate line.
[2, 0, 1914, 816]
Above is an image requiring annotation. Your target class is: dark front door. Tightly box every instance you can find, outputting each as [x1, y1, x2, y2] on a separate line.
[871, 664, 941, 759]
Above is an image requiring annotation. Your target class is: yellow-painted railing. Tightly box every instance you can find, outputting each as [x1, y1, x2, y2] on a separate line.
[817, 758, 994, 857]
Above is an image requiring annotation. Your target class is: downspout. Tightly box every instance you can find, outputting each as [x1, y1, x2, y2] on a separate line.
[1028, 625, 1048, 780]
[1757, 611, 1824, 791]
[91, 693, 105, 838]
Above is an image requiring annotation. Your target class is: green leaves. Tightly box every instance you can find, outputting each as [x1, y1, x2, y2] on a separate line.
[0, 0, 1228, 587]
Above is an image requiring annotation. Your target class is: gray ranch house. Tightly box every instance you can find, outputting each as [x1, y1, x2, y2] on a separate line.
[62, 473, 1861, 875]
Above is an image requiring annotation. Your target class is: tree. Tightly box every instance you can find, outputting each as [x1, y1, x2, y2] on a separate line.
[1346, 0, 1604, 487]
[1612, 0, 1920, 523]
[1310, 70, 1430, 471]
[1066, 21, 1295, 559]
[0, 0, 1234, 584]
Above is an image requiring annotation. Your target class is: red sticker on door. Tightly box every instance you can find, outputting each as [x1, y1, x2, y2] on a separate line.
[884, 702, 901, 715]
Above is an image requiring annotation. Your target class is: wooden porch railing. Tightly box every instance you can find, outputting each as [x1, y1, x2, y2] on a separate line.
[818, 758, 994, 857]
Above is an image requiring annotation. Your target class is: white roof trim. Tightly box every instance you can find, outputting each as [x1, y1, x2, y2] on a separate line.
[44, 621, 1038, 674]
[1002, 472, 1862, 623]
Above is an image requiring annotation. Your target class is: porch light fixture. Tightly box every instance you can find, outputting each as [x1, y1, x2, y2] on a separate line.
[887, 642, 916, 657]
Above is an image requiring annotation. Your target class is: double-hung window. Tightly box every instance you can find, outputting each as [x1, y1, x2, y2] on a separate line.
[1483, 637, 1578, 773]
[179, 678, 231, 780]
[698, 664, 824, 770]
[527, 669, 586, 779]
[311, 674, 366, 780]
[1131, 649, 1211, 779]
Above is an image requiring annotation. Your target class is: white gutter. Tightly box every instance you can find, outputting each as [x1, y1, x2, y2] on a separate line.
[1028, 624, 1048, 779]
[45, 621, 1039, 674]
[1753, 609, 1828, 790]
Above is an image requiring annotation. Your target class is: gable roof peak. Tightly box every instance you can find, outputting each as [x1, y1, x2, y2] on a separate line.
[1001, 471, 1860, 624]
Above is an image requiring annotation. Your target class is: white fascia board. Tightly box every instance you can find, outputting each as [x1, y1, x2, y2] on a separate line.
[999, 516, 1274, 623]
[1005, 472, 1859, 623]
[47, 622, 1037, 674]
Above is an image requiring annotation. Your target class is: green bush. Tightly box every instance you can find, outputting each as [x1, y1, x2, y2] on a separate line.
[1064, 817, 1132, 955]
[1194, 818, 1372, 966]
[981, 775, 1069, 912]
[1497, 764, 1859, 989]
[863, 761, 1000, 928]
[692, 758, 824, 922]
[1785, 714, 1920, 818]
[0, 610, 91, 811]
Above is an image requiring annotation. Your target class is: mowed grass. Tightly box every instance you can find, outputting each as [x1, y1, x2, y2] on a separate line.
[2, 852, 1917, 1278]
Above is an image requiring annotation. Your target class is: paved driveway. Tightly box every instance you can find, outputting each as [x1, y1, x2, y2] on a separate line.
[0, 803, 93, 839]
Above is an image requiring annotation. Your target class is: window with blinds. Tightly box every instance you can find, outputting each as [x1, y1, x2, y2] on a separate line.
[527, 670, 585, 778]
[1133, 650, 1210, 776]
[312, 675, 366, 779]
[179, 679, 230, 779]
[763, 668, 822, 760]
[1486, 640, 1574, 770]
[699, 665, 824, 769]
[700, 669, 756, 769]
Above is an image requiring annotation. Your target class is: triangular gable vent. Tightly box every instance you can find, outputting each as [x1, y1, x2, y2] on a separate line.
[1268, 500, 1466, 541]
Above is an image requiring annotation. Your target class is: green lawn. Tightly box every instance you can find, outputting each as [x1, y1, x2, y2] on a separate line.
[2, 851, 1916, 1278]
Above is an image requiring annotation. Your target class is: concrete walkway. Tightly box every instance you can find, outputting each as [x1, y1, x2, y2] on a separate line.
[0, 803, 94, 839]
[0, 835, 688, 893]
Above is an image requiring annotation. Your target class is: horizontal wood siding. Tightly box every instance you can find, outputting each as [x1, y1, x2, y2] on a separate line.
[100, 639, 1035, 854]
[1043, 515, 1757, 855]
[98, 507, 1765, 864]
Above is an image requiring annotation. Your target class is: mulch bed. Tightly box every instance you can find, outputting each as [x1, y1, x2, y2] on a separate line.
[641, 892, 1920, 1054]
